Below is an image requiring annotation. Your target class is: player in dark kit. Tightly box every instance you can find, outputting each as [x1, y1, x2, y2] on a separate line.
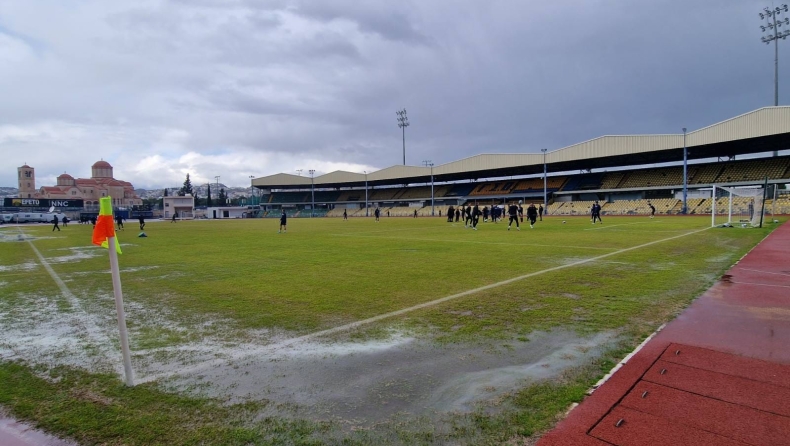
[278, 210, 287, 233]
[471, 205, 481, 230]
[518, 203, 524, 223]
[374, 207, 380, 222]
[538, 204, 544, 221]
[343, 209, 348, 220]
[52, 215, 60, 232]
[591, 201, 602, 224]
[464, 206, 473, 227]
[527, 203, 538, 229]
[139, 215, 145, 230]
[115, 214, 124, 230]
[648, 202, 656, 218]
[482, 206, 489, 222]
[507, 202, 520, 231]
[447, 206, 455, 222]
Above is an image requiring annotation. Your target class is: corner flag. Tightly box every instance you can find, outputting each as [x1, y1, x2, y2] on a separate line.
[92, 197, 122, 254]
[91, 196, 134, 386]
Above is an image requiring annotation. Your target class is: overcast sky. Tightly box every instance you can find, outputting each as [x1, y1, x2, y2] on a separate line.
[1, 0, 787, 189]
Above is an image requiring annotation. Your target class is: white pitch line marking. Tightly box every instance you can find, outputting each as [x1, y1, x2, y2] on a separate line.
[584, 221, 657, 231]
[139, 226, 711, 383]
[17, 228, 116, 358]
[331, 234, 616, 251]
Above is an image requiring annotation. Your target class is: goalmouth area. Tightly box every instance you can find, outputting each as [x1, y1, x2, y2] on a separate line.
[0, 215, 784, 445]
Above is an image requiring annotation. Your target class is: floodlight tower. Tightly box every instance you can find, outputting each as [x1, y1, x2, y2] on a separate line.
[682, 128, 688, 214]
[309, 169, 315, 218]
[541, 148, 548, 208]
[364, 170, 369, 217]
[249, 175, 255, 205]
[423, 160, 435, 216]
[396, 109, 409, 165]
[760, 4, 790, 106]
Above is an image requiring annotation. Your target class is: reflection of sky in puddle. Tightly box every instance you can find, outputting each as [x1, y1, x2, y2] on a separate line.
[0, 285, 618, 429]
[0, 262, 37, 272]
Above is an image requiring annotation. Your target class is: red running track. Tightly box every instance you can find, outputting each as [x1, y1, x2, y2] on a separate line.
[539, 221, 790, 446]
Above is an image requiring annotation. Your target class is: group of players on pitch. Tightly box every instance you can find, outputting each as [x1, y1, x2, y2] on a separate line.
[447, 201, 541, 231]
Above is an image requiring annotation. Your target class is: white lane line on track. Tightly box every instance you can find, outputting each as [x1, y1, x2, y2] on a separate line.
[17, 227, 115, 358]
[737, 268, 790, 277]
[584, 221, 657, 231]
[330, 234, 616, 251]
[729, 281, 790, 289]
[139, 226, 711, 383]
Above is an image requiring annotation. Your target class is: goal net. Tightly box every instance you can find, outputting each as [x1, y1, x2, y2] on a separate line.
[710, 185, 765, 228]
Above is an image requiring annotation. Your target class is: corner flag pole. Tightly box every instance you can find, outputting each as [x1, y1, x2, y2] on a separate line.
[92, 196, 134, 386]
[108, 235, 134, 386]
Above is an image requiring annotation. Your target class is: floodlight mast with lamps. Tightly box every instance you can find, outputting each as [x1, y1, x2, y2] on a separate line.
[309, 169, 315, 218]
[364, 170, 369, 217]
[760, 4, 790, 107]
[249, 175, 254, 205]
[682, 128, 688, 214]
[396, 109, 409, 165]
[541, 148, 548, 208]
[214, 176, 220, 205]
[423, 160, 435, 216]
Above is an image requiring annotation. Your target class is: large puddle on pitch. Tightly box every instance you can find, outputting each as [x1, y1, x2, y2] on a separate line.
[0, 282, 617, 429]
[156, 329, 617, 426]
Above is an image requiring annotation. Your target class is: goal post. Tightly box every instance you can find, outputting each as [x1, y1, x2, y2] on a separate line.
[711, 184, 765, 228]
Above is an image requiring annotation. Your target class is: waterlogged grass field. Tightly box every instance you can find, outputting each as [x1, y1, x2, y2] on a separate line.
[0, 215, 781, 445]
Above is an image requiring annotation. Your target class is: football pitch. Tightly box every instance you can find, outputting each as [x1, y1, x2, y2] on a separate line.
[0, 215, 780, 445]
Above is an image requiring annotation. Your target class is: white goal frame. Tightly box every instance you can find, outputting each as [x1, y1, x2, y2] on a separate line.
[710, 185, 765, 228]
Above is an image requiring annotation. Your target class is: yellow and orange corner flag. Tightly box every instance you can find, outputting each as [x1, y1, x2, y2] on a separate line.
[92, 196, 122, 254]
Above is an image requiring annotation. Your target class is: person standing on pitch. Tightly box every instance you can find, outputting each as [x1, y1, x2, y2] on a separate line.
[472, 204, 481, 230]
[343, 209, 348, 220]
[464, 205, 473, 227]
[455, 207, 461, 222]
[413, 209, 418, 218]
[483, 206, 489, 222]
[278, 209, 287, 233]
[518, 201, 524, 223]
[591, 201, 602, 224]
[447, 206, 455, 222]
[116, 213, 124, 230]
[507, 202, 520, 231]
[538, 204, 544, 221]
[139, 215, 145, 230]
[648, 202, 656, 219]
[374, 207, 380, 222]
[171, 213, 177, 223]
[52, 214, 60, 232]
[527, 203, 538, 229]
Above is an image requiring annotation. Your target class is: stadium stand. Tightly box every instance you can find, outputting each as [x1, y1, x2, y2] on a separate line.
[616, 167, 684, 189]
[766, 193, 790, 214]
[336, 191, 362, 201]
[599, 171, 627, 190]
[511, 177, 567, 193]
[369, 188, 401, 201]
[550, 201, 597, 216]
[688, 164, 722, 184]
[601, 199, 679, 215]
[560, 173, 605, 191]
[259, 156, 790, 218]
[714, 158, 790, 183]
[444, 183, 477, 197]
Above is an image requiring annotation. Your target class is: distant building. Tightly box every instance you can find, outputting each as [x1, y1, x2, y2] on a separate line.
[17, 161, 143, 208]
[17, 165, 35, 198]
[163, 195, 195, 219]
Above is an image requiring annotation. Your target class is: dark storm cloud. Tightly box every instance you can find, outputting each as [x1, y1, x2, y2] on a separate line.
[0, 0, 785, 188]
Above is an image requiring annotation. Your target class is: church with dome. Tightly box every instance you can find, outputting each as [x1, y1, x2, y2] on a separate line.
[17, 161, 143, 208]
